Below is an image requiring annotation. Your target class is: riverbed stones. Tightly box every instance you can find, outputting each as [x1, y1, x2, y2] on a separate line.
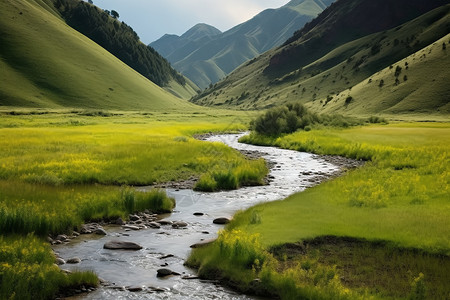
[172, 221, 187, 228]
[66, 257, 81, 264]
[115, 217, 125, 225]
[193, 212, 204, 216]
[55, 234, 68, 242]
[213, 217, 230, 225]
[126, 285, 143, 292]
[158, 219, 173, 226]
[156, 268, 180, 277]
[122, 224, 140, 231]
[103, 240, 143, 250]
[55, 257, 66, 265]
[129, 214, 140, 221]
[95, 228, 107, 235]
[148, 221, 161, 229]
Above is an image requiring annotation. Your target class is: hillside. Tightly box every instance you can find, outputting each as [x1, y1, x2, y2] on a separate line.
[0, 0, 197, 110]
[191, 0, 450, 117]
[150, 0, 334, 89]
[53, 0, 198, 99]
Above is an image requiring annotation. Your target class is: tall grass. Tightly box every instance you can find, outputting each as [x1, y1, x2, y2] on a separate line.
[0, 112, 266, 299]
[190, 123, 450, 299]
[0, 235, 98, 300]
[0, 182, 175, 236]
[194, 158, 267, 191]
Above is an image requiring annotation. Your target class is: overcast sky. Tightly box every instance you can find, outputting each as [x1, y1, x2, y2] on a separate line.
[92, 0, 291, 44]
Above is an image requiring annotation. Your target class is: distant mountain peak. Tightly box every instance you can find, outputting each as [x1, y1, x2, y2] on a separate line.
[181, 23, 222, 41]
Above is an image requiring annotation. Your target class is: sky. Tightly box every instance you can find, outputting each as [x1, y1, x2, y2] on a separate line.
[91, 0, 291, 44]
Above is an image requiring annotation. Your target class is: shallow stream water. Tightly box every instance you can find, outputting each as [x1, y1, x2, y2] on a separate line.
[54, 133, 343, 299]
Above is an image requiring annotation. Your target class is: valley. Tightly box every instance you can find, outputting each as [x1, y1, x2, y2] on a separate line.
[0, 0, 449, 299]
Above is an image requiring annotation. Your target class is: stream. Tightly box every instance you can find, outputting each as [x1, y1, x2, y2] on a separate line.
[54, 133, 345, 299]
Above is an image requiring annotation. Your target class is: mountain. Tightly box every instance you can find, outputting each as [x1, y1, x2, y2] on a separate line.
[52, 0, 198, 99]
[150, 0, 334, 89]
[190, 0, 450, 117]
[0, 0, 197, 110]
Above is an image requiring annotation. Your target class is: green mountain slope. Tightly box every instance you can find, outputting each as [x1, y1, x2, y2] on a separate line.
[191, 0, 450, 117]
[150, 0, 334, 89]
[53, 0, 198, 99]
[0, 0, 196, 110]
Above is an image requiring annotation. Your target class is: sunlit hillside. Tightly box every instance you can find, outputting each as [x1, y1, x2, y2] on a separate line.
[0, 0, 196, 111]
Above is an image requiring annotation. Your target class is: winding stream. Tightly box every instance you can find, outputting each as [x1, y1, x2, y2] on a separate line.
[54, 133, 344, 299]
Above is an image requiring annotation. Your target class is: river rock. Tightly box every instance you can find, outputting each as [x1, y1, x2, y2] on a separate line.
[55, 234, 68, 242]
[129, 214, 140, 221]
[213, 217, 230, 225]
[148, 222, 161, 229]
[193, 212, 204, 216]
[122, 225, 140, 231]
[103, 240, 143, 250]
[158, 220, 173, 226]
[172, 221, 187, 228]
[115, 217, 125, 225]
[95, 228, 107, 235]
[55, 258, 66, 265]
[66, 257, 81, 264]
[156, 268, 180, 277]
[190, 238, 216, 248]
[126, 285, 143, 292]
[156, 268, 174, 277]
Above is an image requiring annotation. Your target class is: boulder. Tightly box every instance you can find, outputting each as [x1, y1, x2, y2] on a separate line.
[158, 220, 173, 226]
[103, 240, 143, 250]
[122, 225, 140, 231]
[129, 214, 140, 221]
[115, 217, 125, 225]
[156, 268, 174, 277]
[66, 257, 81, 264]
[55, 258, 66, 265]
[95, 228, 107, 235]
[126, 286, 143, 292]
[148, 222, 161, 229]
[213, 217, 230, 225]
[156, 268, 180, 277]
[172, 221, 188, 228]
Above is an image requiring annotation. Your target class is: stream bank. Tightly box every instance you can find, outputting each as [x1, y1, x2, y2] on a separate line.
[54, 133, 355, 299]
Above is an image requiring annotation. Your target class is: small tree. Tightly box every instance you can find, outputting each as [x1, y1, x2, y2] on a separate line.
[111, 10, 119, 19]
[88, 0, 93, 4]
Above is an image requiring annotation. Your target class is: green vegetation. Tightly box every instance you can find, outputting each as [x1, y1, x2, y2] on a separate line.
[0, 235, 98, 300]
[0, 111, 267, 299]
[189, 123, 450, 299]
[0, 0, 197, 109]
[54, 0, 188, 88]
[191, 2, 449, 117]
[250, 103, 385, 135]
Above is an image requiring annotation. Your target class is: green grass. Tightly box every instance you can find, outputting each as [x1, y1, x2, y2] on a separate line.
[189, 123, 450, 299]
[0, 111, 266, 299]
[0, 235, 98, 300]
[0, 0, 196, 110]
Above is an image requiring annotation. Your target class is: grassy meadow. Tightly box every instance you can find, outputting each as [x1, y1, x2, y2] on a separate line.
[0, 109, 267, 299]
[188, 122, 450, 299]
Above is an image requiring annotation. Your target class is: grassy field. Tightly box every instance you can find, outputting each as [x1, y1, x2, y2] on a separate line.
[0, 0, 196, 109]
[0, 110, 266, 299]
[188, 122, 450, 299]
